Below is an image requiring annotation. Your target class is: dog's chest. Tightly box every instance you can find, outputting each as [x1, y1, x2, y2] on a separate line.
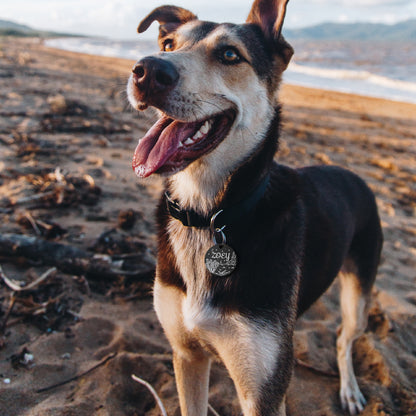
[167, 219, 220, 330]
[168, 219, 211, 280]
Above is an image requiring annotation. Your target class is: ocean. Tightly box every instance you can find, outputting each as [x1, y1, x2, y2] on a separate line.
[45, 37, 416, 104]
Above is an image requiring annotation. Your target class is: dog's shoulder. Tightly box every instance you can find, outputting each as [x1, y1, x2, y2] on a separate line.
[267, 162, 302, 214]
[297, 164, 378, 215]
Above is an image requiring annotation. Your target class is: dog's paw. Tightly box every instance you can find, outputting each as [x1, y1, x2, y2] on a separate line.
[340, 382, 366, 415]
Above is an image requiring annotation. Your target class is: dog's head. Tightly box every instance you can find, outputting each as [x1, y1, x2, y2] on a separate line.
[127, 0, 293, 179]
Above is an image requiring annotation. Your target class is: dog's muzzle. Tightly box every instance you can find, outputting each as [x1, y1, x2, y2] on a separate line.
[131, 57, 179, 107]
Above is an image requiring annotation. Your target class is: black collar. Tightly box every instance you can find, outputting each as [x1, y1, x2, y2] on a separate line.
[165, 174, 270, 228]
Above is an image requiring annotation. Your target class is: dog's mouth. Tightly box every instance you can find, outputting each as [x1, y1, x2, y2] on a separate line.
[132, 109, 236, 178]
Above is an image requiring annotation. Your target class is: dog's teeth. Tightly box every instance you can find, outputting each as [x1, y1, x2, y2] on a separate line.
[193, 131, 203, 140]
[200, 121, 210, 134]
[178, 141, 184, 148]
[182, 120, 213, 146]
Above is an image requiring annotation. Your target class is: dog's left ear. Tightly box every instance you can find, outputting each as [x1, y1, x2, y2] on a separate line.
[246, 0, 293, 69]
[138, 5, 197, 33]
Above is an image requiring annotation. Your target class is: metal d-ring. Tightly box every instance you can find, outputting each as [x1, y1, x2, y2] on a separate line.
[210, 210, 226, 245]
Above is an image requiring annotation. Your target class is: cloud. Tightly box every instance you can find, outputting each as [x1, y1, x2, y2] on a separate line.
[308, 0, 411, 4]
[2, 0, 416, 38]
[342, 0, 412, 5]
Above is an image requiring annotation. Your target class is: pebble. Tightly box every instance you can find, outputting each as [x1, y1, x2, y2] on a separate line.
[23, 353, 34, 365]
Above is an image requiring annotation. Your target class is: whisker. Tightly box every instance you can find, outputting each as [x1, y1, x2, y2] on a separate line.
[196, 99, 226, 113]
[191, 92, 232, 115]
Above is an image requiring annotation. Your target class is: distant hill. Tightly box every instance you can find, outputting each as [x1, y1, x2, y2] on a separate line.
[0, 19, 81, 38]
[284, 19, 416, 41]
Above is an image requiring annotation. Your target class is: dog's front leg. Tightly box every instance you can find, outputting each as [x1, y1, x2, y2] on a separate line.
[215, 317, 293, 416]
[154, 281, 211, 415]
[173, 350, 211, 416]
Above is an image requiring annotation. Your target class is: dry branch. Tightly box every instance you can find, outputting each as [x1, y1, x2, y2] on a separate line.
[131, 374, 222, 416]
[0, 265, 57, 291]
[37, 352, 118, 393]
[0, 233, 155, 280]
[131, 375, 168, 416]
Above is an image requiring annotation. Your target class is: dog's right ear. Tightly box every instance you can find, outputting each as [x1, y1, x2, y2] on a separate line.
[246, 0, 289, 40]
[246, 0, 293, 69]
[137, 5, 197, 34]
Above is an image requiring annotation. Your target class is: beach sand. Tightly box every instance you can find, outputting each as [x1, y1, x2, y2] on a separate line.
[0, 38, 415, 416]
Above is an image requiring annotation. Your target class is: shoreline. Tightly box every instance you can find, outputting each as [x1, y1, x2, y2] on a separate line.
[45, 39, 416, 108]
[1, 37, 415, 416]
[43, 35, 416, 105]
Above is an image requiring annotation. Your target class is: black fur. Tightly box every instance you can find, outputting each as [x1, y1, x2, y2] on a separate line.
[156, 107, 383, 318]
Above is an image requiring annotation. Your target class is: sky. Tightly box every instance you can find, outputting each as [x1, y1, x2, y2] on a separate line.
[2, 0, 416, 39]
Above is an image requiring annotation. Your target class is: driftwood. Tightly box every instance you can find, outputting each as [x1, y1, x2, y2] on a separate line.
[0, 233, 155, 281]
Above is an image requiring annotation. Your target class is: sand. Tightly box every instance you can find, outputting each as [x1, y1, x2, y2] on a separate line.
[0, 37, 415, 416]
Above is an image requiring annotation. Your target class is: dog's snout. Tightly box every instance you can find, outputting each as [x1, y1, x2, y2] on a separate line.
[132, 57, 179, 101]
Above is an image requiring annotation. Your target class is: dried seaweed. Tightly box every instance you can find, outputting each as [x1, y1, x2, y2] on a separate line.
[17, 212, 67, 239]
[92, 228, 148, 256]
[118, 209, 142, 230]
[40, 98, 130, 134]
[0, 265, 83, 334]
[9, 168, 101, 208]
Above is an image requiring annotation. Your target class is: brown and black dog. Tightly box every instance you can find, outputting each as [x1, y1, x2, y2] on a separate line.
[127, 1, 383, 414]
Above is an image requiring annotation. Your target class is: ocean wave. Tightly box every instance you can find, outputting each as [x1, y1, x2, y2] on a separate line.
[289, 63, 416, 93]
[45, 37, 157, 61]
[45, 37, 416, 103]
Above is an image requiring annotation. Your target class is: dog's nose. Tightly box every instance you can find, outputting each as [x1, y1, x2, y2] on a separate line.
[132, 57, 179, 99]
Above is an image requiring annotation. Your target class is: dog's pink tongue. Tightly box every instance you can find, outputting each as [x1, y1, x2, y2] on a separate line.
[132, 116, 196, 178]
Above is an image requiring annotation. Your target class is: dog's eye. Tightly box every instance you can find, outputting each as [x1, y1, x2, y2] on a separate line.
[220, 48, 241, 64]
[163, 40, 174, 52]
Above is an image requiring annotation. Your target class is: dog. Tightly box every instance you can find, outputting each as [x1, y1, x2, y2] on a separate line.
[127, 1, 383, 414]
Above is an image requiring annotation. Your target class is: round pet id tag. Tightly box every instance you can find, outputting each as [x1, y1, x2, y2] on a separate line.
[205, 244, 237, 277]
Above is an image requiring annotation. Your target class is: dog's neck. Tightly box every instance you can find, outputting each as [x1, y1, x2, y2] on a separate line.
[167, 106, 281, 216]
